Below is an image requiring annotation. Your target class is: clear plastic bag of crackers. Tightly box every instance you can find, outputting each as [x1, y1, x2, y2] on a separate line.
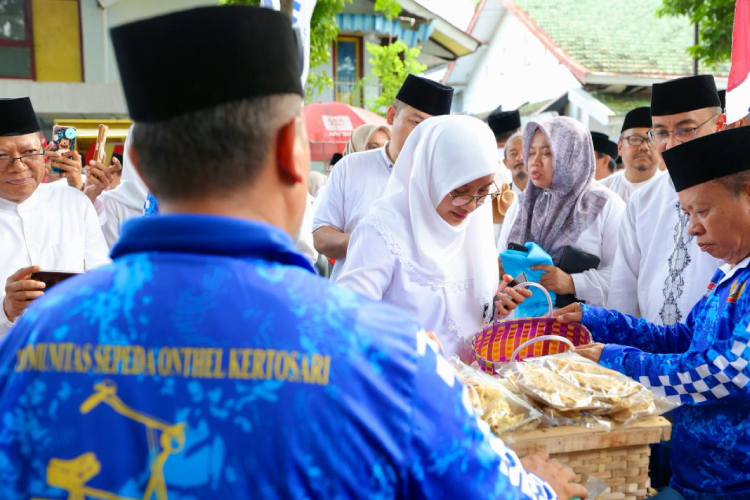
[452, 356, 542, 436]
[498, 351, 679, 426]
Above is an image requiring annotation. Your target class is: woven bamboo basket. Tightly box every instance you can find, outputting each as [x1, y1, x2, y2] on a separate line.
[471, 283, 592, 374]
[506, 416, 671, 500]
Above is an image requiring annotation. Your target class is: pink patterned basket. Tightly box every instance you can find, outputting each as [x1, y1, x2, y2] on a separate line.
[471, 283, 592, 374]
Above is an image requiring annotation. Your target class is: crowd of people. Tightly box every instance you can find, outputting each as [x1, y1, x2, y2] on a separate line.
[1, 3, 750, 500]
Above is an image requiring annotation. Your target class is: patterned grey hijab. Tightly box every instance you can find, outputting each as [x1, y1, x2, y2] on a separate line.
[507, 117, 609, 262]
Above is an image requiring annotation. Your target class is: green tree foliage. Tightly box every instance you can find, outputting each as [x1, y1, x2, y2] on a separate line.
[656, 0, 735, 67]
[219, 0, 352, 97]
[366, 41, 427, 114]
[373, 0, 402, 20]
[221, 0, 429, 110]
[364, 0, 426, 114]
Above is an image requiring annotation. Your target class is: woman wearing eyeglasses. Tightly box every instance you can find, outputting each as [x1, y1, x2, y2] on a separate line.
[336, 115, 527, 357]
[497, 116, 625, 308]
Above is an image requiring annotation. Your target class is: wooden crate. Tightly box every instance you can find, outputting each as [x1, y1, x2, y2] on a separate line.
[506, 416, 671, 500]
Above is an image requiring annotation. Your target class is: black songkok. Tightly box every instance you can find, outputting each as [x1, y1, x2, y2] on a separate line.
[621, 107, 652, 133]
[0, 97, 41, 136]
[110, 6, 304, 123]
[591, 132, 618, 159]
[395, 75, 453, 116]
[651, 75, 721, 117]
[487, 109, 522, 137]
[663, 127, 750, 192]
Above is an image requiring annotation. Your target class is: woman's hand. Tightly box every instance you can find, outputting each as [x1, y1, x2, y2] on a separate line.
[532, 265, 575, 295]
[552, 303, 583, 323]
[424, 330, 445, 355]
[494, 274, 532, 318]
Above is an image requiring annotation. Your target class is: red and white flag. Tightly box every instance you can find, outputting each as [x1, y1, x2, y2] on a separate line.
[727, 0, 750, 123]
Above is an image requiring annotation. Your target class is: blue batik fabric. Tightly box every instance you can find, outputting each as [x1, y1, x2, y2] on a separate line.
[581, 260, 750, 500]
[0, 214, 556, 500]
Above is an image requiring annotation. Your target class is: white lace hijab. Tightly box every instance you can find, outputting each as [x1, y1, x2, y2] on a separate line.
[364, 115, 500, 337]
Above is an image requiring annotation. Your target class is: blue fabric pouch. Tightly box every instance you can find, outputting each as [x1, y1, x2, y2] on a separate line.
[499, 242, 556, 317]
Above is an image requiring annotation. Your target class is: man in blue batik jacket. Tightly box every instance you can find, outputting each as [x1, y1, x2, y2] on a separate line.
[0, 5, 586, 500]
[556, 127, 750, 500]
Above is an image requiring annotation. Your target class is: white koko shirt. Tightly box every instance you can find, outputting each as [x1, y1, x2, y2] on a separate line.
[607, 173, 719, 324]
[0, 183, 111, 335]
[312, 147, 393, 281]
[600, 168, 664, 202]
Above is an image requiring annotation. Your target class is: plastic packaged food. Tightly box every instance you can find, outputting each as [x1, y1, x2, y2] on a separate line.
[499, 352, 678, 426]
[539, 408, 612, 430]
[453, 357, 542, 435]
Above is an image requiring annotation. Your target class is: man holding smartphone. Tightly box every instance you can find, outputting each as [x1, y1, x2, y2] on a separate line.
[0, 97, 110, 336]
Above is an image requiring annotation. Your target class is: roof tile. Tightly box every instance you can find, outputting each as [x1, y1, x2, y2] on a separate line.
[512, 0, 729, 78]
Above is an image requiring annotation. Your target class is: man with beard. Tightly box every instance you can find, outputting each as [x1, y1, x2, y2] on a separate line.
[503, 131, 526, 194]
[601, 107, 664, 201]
[487, 108, 522, 186]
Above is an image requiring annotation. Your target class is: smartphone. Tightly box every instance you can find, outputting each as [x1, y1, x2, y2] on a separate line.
[498, 273, 527, 294]
[494, 273, 527, 311]
[50, 125, 77, 174]
[507, 242, 529, 253]
[30, 271, 81, 290]
[93, 124, 109, 165]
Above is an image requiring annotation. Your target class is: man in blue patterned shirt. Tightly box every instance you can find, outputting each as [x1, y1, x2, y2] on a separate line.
[0, 6, 586, 500]
[556, 127, 750, 500]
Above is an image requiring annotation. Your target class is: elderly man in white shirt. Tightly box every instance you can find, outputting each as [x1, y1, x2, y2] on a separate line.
[312, 74, 454, 281]
[601, 106, 664, 202]
[607, 75, 726, 324]
[0, 97, 109, 336]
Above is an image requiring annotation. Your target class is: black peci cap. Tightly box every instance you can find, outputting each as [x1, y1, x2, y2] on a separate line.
[621, 106, 652, 133]
[110, 5, 304, 123]
[651, 75, 721, 117]
[663, 127, 750, 192]
[591, 131, 618, 159]
[395, 74, 453, 116]
[0, 97, 41, 136]
[487, 109, 521, 137]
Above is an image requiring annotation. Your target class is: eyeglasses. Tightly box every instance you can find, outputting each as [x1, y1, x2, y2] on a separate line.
[622, 135, 652, 147]
[449, 188, 502, 207]
[647, 114, 719, 144]
[0, 153, 45, 170]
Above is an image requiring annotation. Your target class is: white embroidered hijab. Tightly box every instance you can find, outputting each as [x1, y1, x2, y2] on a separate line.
[364, 115, 499, 337]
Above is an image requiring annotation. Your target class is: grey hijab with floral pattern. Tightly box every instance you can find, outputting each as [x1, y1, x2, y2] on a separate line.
[506, 116, 609, 262]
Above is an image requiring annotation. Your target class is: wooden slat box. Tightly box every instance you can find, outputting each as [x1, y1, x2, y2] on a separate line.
[506, 416, 672, 500]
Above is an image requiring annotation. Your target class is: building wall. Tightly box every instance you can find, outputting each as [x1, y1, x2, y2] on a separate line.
[457, 12, 582, 115]
[308, 31, 380, 110]
[31, 0, 84, 83]
[0, 0, 216, 118]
